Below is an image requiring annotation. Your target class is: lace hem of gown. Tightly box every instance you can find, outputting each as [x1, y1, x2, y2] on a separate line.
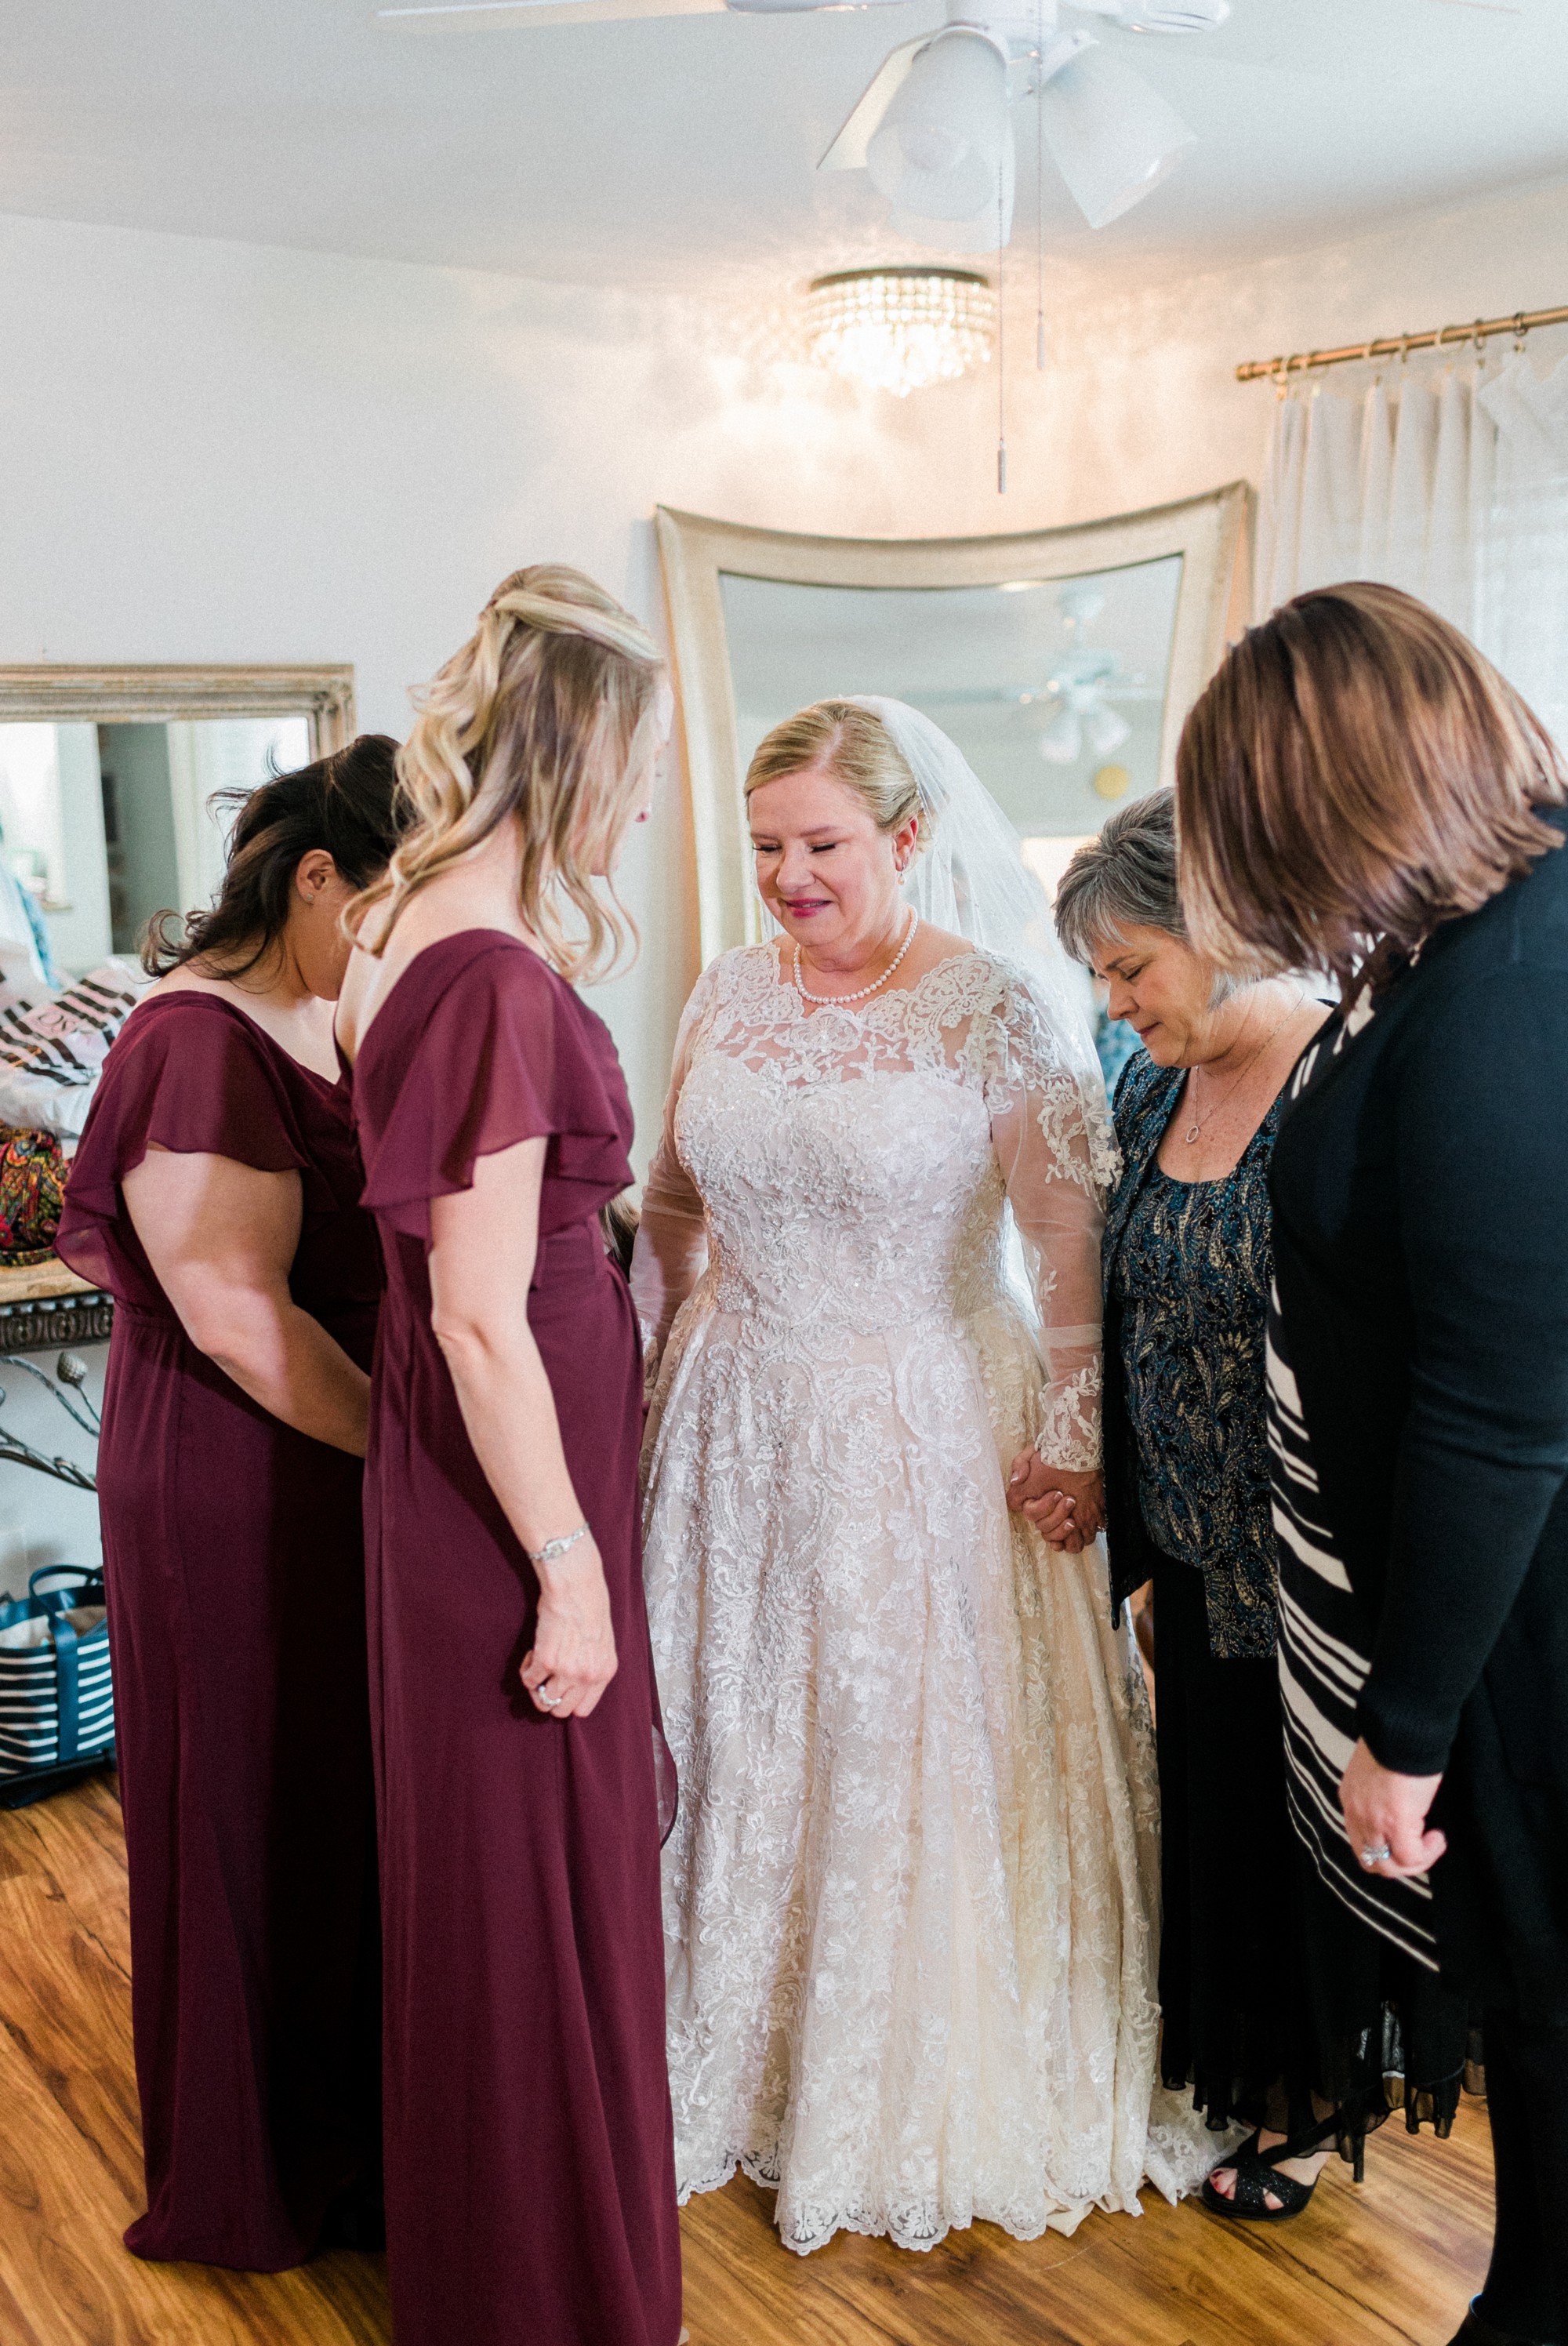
[677, 2081, 1226, 2257]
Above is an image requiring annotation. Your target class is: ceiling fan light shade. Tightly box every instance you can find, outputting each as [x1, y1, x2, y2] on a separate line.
[805, 267, 995, 398]
[1040, 708, 1082, 764]
[1084, 701, 1131, 756]
[866, 31, 1014, 226]
[1058, 580, 1107, 627]
[1039, 40, 1196, 228]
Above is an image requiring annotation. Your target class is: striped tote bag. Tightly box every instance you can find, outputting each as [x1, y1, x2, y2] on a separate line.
[0, 1565, 114, 1807]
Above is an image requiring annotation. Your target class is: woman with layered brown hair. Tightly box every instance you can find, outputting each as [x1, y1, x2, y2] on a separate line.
[336, 566, 681, 2346]
[1178, 580, 1568, 2346]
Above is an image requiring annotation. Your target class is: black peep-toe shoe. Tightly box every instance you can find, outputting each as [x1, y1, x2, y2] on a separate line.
[1200, 2111, 1361, 2224]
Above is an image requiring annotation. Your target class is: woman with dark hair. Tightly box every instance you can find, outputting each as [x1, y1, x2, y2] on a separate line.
[1178, 580, 1568, 2346]
[56, 735, 405, 2269]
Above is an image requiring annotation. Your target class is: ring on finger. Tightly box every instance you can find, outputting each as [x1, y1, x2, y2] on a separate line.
[1358, 1841, 1392, 1868]
[535, 1683, 562, 1709]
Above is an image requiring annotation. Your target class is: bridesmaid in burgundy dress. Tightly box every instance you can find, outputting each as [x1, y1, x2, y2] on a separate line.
[56, 738, 405, 2269]
[336, 567, 681, 2346]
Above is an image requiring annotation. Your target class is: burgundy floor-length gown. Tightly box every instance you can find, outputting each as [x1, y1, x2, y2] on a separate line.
[56, 992, 382, 2270]
[350, 930, 681, 2346]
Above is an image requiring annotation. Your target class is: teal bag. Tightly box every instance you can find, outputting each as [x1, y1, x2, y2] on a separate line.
[0, 1563, 114, 1807]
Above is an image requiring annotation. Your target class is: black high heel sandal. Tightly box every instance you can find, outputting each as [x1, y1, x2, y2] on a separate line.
[1200, 2110, 1363, 2224]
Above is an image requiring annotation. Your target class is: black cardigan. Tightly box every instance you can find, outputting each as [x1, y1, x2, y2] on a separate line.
[1269, 814, 1568, 2015]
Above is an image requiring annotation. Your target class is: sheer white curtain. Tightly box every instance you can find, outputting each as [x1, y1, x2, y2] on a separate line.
[1256, 342, 1568, 742]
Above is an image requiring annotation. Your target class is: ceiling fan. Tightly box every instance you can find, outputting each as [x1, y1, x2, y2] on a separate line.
[924, 582, 1156, 757]
[373, 0, 1524, 252]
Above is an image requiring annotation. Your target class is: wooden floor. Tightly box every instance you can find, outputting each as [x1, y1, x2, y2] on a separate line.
[1, 1774, 1491, 2346]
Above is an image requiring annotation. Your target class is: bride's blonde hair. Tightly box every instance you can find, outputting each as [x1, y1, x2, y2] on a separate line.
[744, 699, 930, 852]
[358, 565, 665, 982]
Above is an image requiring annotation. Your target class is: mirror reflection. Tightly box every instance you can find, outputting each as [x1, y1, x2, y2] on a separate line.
[0, 717, 312, 980]
[720, 553, 1184, 908]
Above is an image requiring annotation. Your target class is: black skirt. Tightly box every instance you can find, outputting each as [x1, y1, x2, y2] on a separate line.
[1151, 1549, 1468, 2148]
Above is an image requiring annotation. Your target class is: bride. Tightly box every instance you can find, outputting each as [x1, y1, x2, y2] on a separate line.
[632, 696, 1209, 2256]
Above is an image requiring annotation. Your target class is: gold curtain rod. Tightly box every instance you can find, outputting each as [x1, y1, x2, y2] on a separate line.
[1236, 302, 1568, 384]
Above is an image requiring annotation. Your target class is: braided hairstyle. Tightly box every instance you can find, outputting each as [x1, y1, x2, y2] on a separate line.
[356, 565, 666, 982]
[143, 733, 405, 978]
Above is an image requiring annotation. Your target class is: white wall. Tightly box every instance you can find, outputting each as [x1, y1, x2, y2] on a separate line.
[4, 175, 1567, 1147]
[1003, 173, 1568, 532]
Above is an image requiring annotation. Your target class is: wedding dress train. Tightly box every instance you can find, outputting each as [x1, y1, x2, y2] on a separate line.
[633, 941, 1214, 2255]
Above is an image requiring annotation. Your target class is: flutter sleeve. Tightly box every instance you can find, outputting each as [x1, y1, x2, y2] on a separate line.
[56, 997, 310, 1296]
[984, 971, 1117, 1473]
[356, 942, 633, 1244]
[629, 964, 716, 1376]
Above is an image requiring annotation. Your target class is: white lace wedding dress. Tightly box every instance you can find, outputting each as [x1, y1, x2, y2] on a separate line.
[633, 939, 1211, 2256]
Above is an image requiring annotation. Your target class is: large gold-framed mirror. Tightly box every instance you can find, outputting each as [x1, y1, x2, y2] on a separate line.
[656, 488, 1251, 964]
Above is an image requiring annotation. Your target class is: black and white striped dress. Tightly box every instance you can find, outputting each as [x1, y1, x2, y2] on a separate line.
[1265, 1013, 1441, 1974]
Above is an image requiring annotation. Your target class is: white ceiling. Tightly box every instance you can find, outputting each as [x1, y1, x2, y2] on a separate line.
[1, 0, 1566, 300]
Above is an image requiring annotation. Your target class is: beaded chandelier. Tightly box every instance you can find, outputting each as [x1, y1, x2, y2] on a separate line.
[805, 267, 996, 398]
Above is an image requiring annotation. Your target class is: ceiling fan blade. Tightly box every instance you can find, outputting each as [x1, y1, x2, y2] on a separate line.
[373, 0, 724, 28]
[1091, 0, 1524, 79]
[818, 37, 929, 169]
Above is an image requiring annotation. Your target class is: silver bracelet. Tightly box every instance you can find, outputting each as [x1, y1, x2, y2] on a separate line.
[526, 1523, 590, 1567]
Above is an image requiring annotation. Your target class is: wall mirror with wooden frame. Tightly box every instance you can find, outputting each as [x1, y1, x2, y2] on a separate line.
[656, 489, 1252, 966]
[0, 666, 354, 1332]
[0, 666, 354, 980]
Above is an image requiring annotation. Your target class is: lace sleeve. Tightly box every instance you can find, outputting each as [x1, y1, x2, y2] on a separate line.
[629, 965, 714, 1378]
[984, 972, 1116, 1473]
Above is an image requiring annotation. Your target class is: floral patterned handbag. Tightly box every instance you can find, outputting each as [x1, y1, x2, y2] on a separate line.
[0, 1127, 67, 1267]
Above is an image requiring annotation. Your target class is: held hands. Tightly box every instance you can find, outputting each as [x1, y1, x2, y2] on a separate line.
[1338, 1737, 1447, 1880]
[1006, 1452, 1105, 1552]
[520, 1538, 619, 1720]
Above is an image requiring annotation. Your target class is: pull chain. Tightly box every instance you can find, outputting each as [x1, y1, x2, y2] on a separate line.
[1036, 0, 1046, 371]
[996, 177, 1007, 494]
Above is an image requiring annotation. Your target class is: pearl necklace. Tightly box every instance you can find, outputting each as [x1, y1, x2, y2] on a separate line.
[793, 909, 918, 1008]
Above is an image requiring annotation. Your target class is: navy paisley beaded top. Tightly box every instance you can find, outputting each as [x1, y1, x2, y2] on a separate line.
[1106, 1051, 1281, 1659]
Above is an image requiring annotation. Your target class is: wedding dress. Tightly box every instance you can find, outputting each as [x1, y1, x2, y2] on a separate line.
[633, 929, 1214, 2253]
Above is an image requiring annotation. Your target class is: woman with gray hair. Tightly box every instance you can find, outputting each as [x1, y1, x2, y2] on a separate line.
[1056, 791, 1349, 2215]
[1058, 790, 1468, 2221]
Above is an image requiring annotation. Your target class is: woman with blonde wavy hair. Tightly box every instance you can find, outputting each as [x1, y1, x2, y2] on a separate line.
[336, 565, 681, 2346]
